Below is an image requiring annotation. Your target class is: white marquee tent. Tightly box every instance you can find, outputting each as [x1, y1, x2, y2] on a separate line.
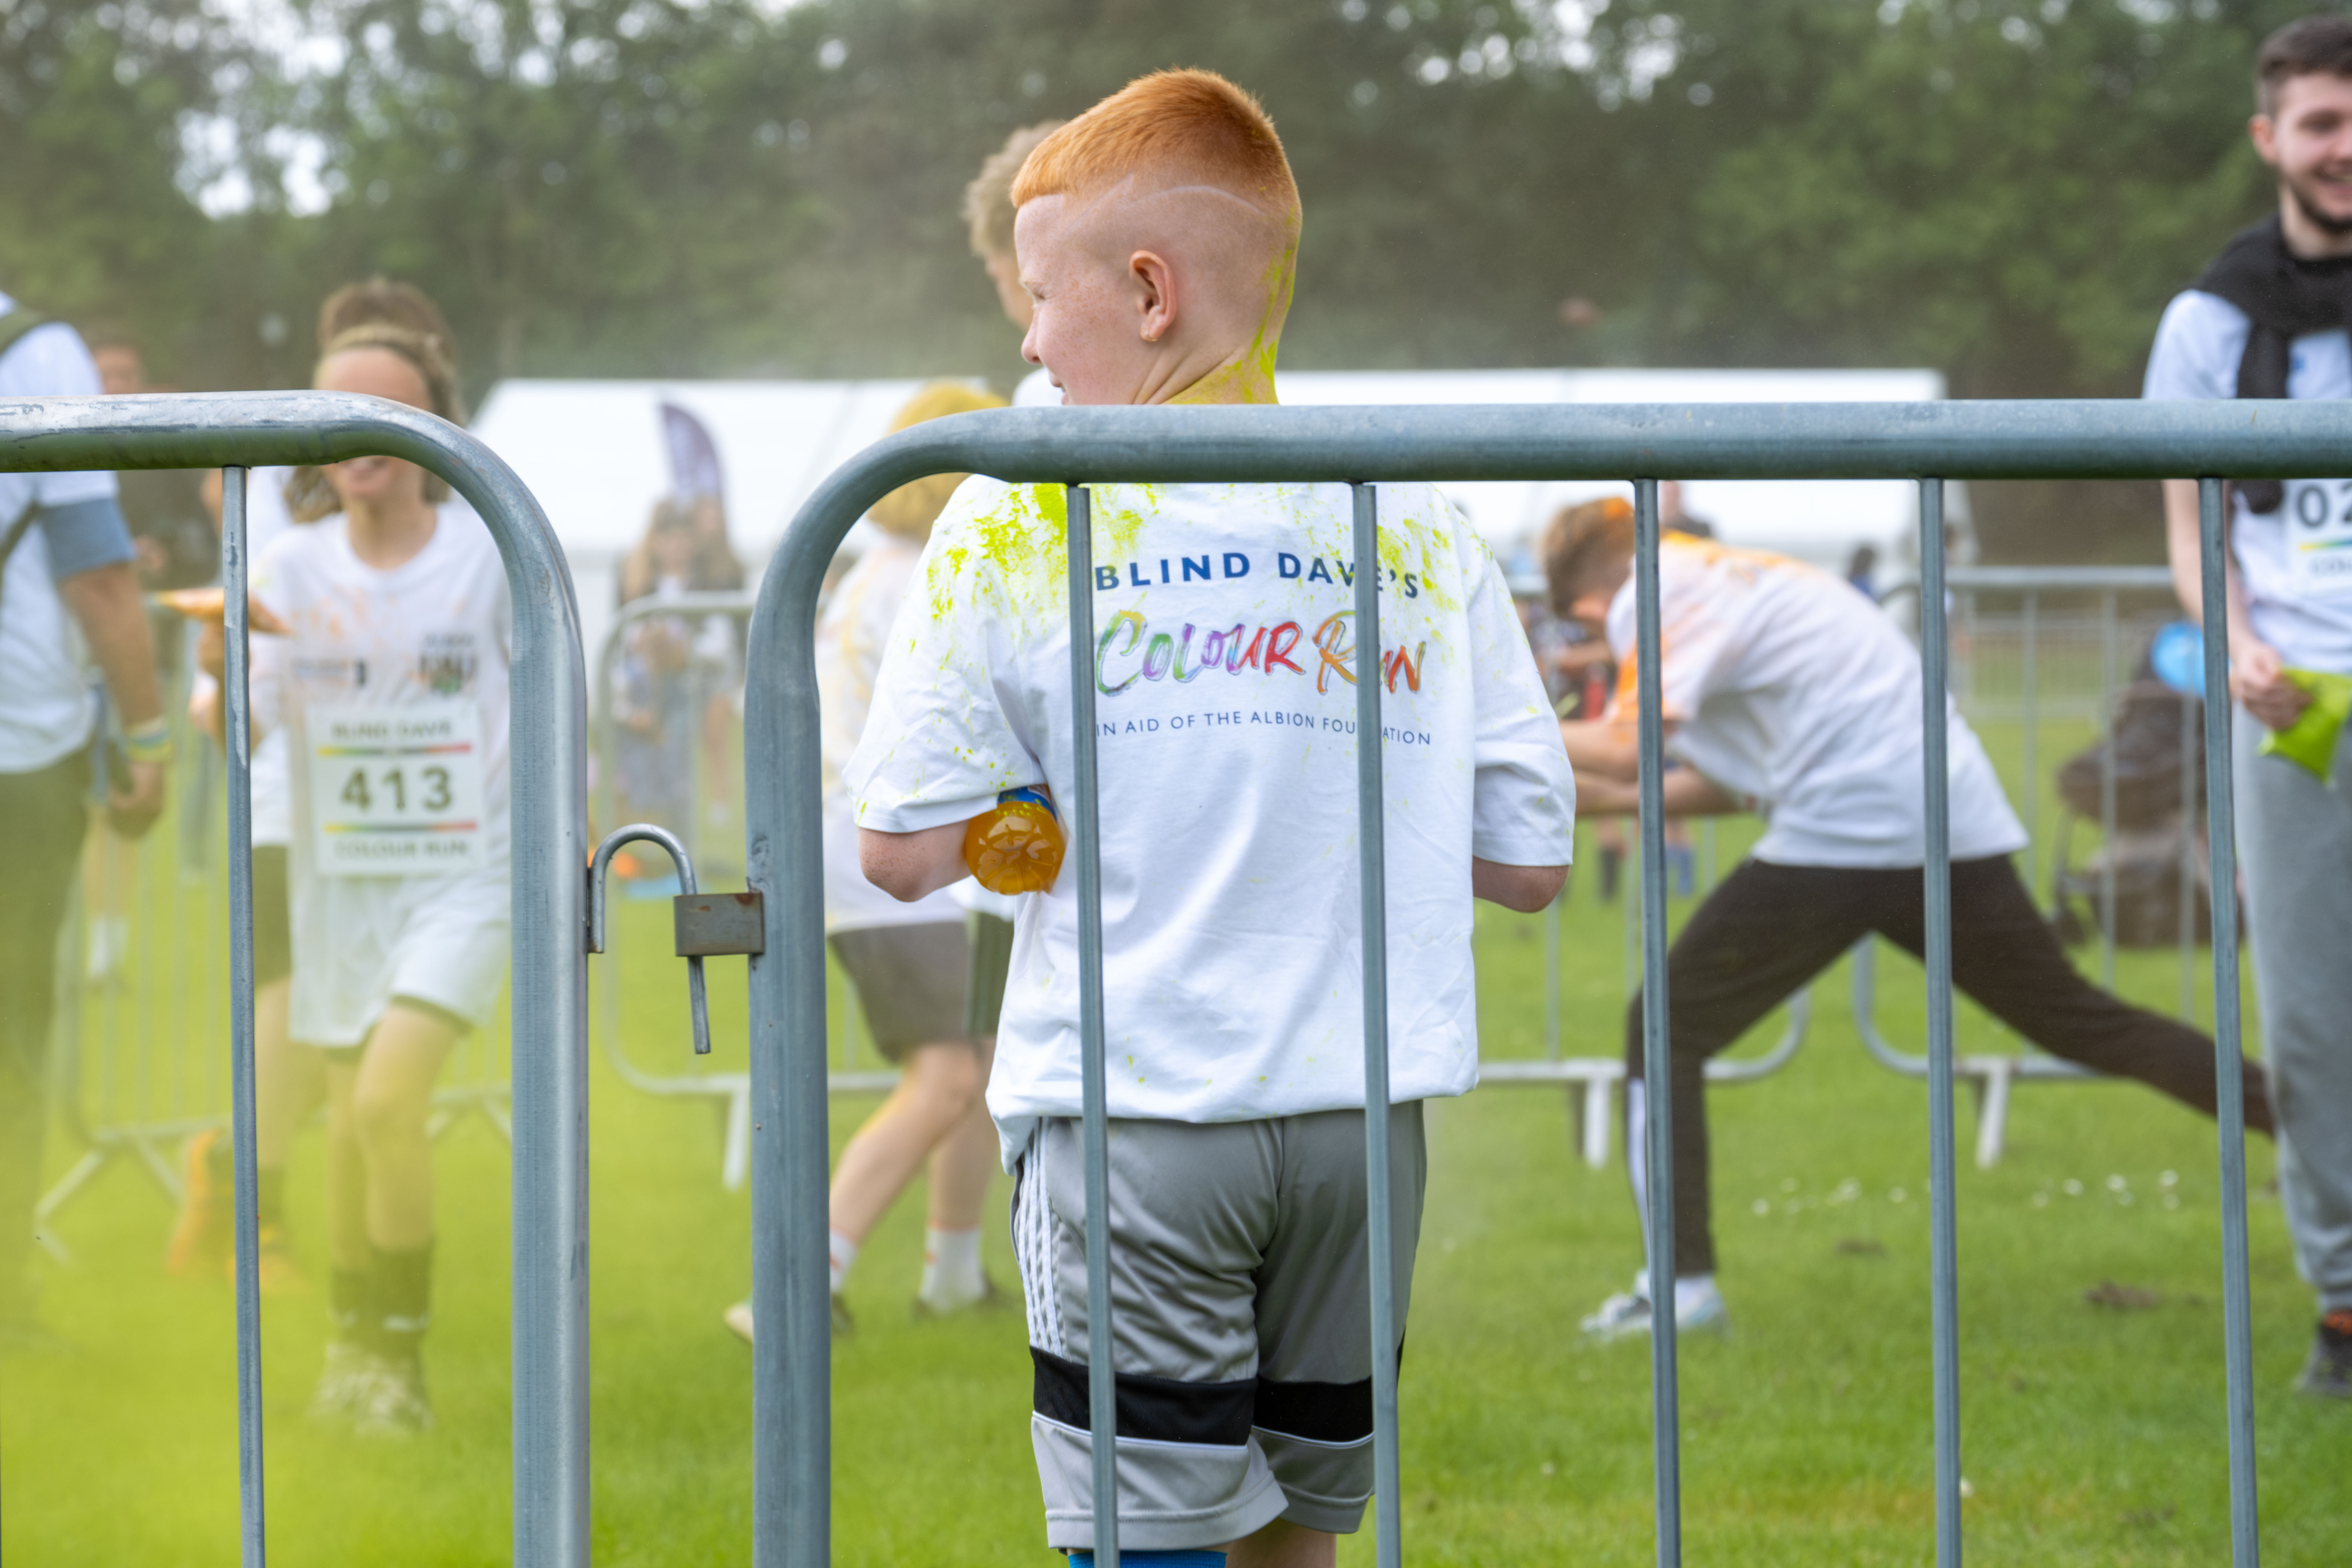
[470, 366, 1954, 664]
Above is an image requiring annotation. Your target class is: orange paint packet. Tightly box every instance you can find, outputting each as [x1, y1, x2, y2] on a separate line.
[159, 587, 291, 637]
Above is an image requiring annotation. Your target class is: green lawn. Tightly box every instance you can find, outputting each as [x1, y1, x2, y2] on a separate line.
[5, 720, 2344, 1563]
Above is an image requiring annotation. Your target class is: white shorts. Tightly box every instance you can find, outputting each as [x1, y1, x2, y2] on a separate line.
[288, 867, 511, 1048]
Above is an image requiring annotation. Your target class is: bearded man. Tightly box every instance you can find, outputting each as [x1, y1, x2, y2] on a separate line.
[2145, 11, 2352, 1401]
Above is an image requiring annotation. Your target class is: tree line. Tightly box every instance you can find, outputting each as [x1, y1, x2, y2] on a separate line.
[0, 0, 2325, 554]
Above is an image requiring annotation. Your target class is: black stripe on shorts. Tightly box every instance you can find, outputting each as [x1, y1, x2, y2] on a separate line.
[1031, 1348, 1255, 1446]
[1252, 1376, 1375, 1444]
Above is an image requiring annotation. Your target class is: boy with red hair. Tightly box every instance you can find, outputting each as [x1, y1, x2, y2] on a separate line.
[849, 70, 1574, 1567]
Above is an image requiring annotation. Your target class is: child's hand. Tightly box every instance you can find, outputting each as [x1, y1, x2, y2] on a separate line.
[2233, 639, 2312, 732]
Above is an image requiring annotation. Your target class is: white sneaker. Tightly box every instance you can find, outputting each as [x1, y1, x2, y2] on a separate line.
[352, 1355, 434, 1438]
[1579, 1274, 1730, 1341]
[306, 1341, 378, 1426]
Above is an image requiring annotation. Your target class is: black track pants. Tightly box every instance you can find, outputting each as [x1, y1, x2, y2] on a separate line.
[1624, 854, 2271, 1279]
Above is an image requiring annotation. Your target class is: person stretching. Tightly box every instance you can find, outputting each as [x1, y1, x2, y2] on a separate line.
[1544, 499, 2274, 1340]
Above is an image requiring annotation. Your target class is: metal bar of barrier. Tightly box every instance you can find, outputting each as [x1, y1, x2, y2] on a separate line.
[1544, 891, 1561, 1063]
[2179, 681, 2199, 1023]
[2021, 596, 2039, 903]
[1918, 480, 1963, 1567]
[1631, 476, 1682, 1565]
[590, 590, 755, 838]
[1064, 483, 1120, 1566]
[0, 390, 590, 1568]
[740, 401, 2312, 1568]
[1945, 565, 2179, 591]
[1354, 482, 1405, 1568]
[2099, 591, 2120, 989]
[1884, 565, 2177, 601]
[223, 465, 266, 1568]
[2196, 477, 2260, 1566]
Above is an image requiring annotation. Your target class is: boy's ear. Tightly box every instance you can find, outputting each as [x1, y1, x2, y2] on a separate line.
[1130, 250, 1176, 344]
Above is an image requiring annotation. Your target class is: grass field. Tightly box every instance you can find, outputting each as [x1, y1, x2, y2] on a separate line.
[4, 706, 2346, 1565]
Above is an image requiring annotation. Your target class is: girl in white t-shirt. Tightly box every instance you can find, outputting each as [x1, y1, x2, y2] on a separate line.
[175, 285, 475, 1308]
[210, 322, 510, 1437]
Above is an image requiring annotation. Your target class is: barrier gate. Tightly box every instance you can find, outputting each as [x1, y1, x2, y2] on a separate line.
[0, 391, 593, 1568]
[743, 400, 2300, 1568]
[0, 397, 2303, 1567]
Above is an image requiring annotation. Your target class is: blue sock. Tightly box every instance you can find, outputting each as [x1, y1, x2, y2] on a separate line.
[1066, 1554, 1227, 1566]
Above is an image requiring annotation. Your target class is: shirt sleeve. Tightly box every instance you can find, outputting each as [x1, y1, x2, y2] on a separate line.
[2143, 290, 2240, 403]
[1460, 528, 1578, 866]
[34, 496, 135, 580]
[0, 320, 119, 514]
[846, 488, 1044, 834]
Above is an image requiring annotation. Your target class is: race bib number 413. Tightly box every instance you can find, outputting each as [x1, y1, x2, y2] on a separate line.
[307, 700, 484, 876]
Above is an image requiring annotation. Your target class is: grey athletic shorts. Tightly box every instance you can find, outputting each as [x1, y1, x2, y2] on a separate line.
[1011, 1104, 1427, 1551]
[964, 912, 1014, 1037]
[828, 921, 972, 1062]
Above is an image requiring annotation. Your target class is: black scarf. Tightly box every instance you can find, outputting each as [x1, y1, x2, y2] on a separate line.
[2193, 213, 2352, 513]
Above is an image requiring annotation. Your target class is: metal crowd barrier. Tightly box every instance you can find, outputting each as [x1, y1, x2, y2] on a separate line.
[39, 654, 233, 1253]
[588, 589, 935, 1190]
[0, 391, 591, 1568]
[743, 400, 2284, 1568]
[1857, 565, 2205, 1165]
[1482, 865, 1812, 1168]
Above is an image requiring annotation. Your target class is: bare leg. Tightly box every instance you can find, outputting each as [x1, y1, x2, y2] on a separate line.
[254, 979, 319, 1169]
[828, 1040, 986, 1245]
[79, 815, 135, 978]
[1225, 1519, 1336, 1568]
[925, 1037, 998, 1232]
[323, 1061, 369, 1271]
[348, 1004, 458, 1251]
[80, 812, 134, 917]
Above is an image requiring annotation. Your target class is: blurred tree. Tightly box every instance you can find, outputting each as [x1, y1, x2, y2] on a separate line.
[0, 0, 2336, 554]
[1600, 0, 2288, 395]
[0, 0, 249, 380]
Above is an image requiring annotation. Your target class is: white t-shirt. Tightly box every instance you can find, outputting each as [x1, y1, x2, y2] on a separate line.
[0, 296, 121, 772]
[1012, 368, 1060, 407]
[849, 479, 1576, 1153]
[2144, 288, 2352, 674]
[817, 534, 965, 932]
[1607, 535, 2026, 868]
[250, 504, 513, 1041]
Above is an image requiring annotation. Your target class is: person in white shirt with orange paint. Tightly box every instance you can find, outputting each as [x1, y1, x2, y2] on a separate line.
[1546, 498, 2275, 1341]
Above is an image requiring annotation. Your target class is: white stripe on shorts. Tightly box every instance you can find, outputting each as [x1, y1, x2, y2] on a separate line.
[1014, 1125, 1064, 1357]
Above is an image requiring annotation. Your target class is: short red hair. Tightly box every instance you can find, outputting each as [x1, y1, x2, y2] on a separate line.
[1011, 69, 1298, 222]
